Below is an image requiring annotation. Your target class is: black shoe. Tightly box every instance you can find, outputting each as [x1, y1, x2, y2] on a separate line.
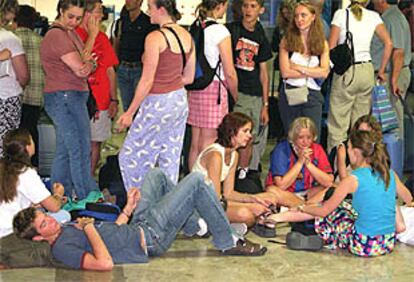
[286, 231, 323, 251]
[251, 223, 276, 238]
[223, 238, 267, 256]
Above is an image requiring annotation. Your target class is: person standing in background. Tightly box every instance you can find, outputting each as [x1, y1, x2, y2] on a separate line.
[76, 0, 119, 175]
[15, 5, 43, 167]
[112, 0, 157, 112]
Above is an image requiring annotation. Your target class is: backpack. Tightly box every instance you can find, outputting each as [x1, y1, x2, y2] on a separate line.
[185, 19, 223, 91]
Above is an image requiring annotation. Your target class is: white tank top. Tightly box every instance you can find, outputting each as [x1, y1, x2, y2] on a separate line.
[285, 52, 321, 90]
[191, 143, 236, 182]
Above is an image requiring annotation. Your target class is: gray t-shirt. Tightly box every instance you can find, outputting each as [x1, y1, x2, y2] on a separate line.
[371, 5, 412, 71]
[52, 222, 148, 269]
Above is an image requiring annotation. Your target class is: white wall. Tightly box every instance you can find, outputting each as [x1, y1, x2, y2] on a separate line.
[18, 0, 203, 25]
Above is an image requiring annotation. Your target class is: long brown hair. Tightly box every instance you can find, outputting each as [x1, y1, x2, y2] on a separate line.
[217, 112, 253, 148]
[352, 115, 383, 143]
[350, 130, 391, 188]
[0, 129, 32, 203]
[285, 1, 325, 56]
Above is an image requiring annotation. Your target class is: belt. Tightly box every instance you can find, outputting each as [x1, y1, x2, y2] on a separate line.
[120, 61, 141, 68]
[354, 60, 371, 65]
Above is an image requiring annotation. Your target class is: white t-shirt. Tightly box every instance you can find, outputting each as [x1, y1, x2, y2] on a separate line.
[0, 28, 25, 99]
[203, 20, 230, 81]
[286, 52, 321, 90]
[331, 8, 382, 62]
[0, 168, 51, 238]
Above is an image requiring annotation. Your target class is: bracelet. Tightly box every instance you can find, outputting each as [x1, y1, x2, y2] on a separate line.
[263, 101, 269, 107]
[122, 210, 131, 218]
[110, 98, 119, 103]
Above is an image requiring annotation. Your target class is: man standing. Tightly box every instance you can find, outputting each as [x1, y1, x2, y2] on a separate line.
[15, 5, 43, 167]
[76, 0, 119, 175]
[371, 0, 412, 142]
[112, 0, 157, 112]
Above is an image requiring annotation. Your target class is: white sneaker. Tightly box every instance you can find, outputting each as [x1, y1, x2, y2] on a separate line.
[231, 223, 248, 236]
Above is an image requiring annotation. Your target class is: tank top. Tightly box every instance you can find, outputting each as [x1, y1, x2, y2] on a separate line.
[192, 143, 236, 182]
[150, 29, 192, 94]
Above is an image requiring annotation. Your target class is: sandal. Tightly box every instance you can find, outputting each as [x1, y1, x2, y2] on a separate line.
[223, 238, 267, 256]
[251, 223, 276, 238]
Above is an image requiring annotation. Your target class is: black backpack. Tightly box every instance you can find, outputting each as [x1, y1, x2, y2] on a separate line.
[185, 19, 222, 91]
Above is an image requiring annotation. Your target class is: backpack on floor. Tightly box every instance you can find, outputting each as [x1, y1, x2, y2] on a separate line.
[98, 155, 127, 209]
[185, 19, 221, 91]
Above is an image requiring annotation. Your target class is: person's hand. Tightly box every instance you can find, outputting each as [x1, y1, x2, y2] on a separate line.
[53, 183, 64, 197]
[0, 48, 11, 60]
[248, 203, 271, 216]
[260, 106, 269, 125]
[289, 205, 302, 212]
[87, 16, 100, 39]
[390, 79, 402, 97]
[79, 61, 94, 76]
[74, 217, 95, 231]
[251, 194, 274, 207]
[377, 71, 387, 84]
[123, 188, 141, 215]
[116, 112, 133, 132]
[303, 148, 313, 166]
[296, 146, 308, 165]
[108, 100, 118, 119]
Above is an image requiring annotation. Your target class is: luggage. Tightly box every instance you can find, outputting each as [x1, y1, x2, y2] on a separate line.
[383, 131, 404, 179]
[37, 123, 56, 176]
[98, 155, 127, 209]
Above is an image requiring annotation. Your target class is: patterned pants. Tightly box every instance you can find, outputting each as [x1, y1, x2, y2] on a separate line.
[119, 89, 188, 190]
[0, 95, 22, 157]
[315, 201, 396, 257]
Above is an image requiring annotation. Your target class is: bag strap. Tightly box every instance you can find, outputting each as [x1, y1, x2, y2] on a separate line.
[342, 9, 355, 87]
[164, 26, 187, 73]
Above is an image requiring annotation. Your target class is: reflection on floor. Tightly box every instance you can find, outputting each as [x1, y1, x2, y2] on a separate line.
[2, 225, 414, 281]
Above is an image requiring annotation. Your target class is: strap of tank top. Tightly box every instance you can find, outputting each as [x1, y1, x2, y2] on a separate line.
[164, 26, 187, 73]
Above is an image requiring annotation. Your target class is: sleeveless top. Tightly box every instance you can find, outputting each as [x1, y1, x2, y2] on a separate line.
[192, 143, 236, 182]
[150, 29, 192, 94]
[285, 52, 321, 90]
[352, 167, 396, 236]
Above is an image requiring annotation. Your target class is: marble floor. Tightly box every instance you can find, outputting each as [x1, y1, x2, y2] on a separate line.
[2, 225, 414, 282]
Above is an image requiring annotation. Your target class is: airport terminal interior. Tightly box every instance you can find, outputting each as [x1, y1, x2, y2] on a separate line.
[1, 0, 414, 281]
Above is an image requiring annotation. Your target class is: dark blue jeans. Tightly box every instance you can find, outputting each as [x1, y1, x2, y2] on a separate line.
[117, 64, 142, 112]
[130, 169, 235, 256]
[44, 91, 98, 199]
[279, 85, 324, 142]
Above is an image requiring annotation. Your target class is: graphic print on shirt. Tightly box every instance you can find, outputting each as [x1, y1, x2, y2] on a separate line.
[235, 37, 259, 72]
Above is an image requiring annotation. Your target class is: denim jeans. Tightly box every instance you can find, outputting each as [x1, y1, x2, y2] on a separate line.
[130, 169, 235, 256]
[44, 91, 98, 199]
[117, 64, 142, 112]
[279, 85, 324, 142]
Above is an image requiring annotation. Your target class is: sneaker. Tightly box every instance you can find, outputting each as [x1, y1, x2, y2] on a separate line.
[223, 238, 267, 256]
[251, 223, 276, 238]
[231, 223, 248, 236]
[237, 168, 248, 180]
[286, 231, 323, 251]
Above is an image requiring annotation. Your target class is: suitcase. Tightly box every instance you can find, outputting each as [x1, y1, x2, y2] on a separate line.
[37, 123, 56, 177]
[383, 131, 403, 179]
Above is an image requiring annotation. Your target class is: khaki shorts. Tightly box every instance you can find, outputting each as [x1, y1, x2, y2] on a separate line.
[90, 110, 112, 142]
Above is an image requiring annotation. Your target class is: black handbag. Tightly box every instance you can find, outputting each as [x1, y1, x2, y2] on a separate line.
[330, 9, 354, 75]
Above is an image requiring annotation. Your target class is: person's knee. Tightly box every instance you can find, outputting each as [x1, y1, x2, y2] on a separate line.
[235, 207, 256, 226]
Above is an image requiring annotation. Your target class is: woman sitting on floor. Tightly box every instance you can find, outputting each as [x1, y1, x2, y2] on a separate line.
[267, 130, 412, 257]
[191, 112, 277, 230]
[265, 117, 334, 208]
[0, 129, 66, 239]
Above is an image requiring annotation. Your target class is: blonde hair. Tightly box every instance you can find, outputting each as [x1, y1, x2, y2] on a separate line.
[288, 117, 318, 143]
[349, 0, 369, 21]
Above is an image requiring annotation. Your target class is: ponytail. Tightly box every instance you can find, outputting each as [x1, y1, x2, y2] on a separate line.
[349, 0, 369, 21]
[195, 0, 227, 21]
[350, 130, 391, 188]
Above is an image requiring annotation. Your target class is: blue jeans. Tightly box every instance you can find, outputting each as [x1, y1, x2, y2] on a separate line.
[279, 86, 324, 142]
[44, 91, 98, 199]
[130, 169, 235, 256]
[117, 64, 142, 112]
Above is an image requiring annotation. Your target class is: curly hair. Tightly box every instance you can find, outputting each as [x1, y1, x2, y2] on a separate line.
[351, 115, 383, 143]
[13, 207, 39, 240]
[217, 112, 253, 148]
[285, 1, 325, 56]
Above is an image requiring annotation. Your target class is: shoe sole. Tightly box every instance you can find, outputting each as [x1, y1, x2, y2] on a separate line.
[251, 224, 276, 238]
[223, 246, 268, 256]
[286, 232, 323, 251]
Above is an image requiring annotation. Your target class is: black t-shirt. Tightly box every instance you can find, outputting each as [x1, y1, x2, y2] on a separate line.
[119, 12, 158, 63]
[226, 21, 273, 97]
